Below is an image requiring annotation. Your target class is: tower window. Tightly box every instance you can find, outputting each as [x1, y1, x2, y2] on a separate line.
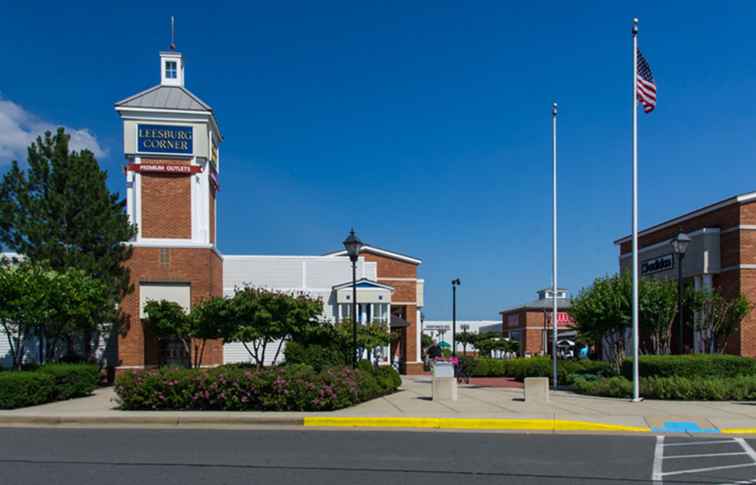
[165, 61, 177, 79]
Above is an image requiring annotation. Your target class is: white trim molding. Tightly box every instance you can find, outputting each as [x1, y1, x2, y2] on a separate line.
[615, 191, 756, 245]
[721, 264, 756, 273]
[618, 227, 720, 259]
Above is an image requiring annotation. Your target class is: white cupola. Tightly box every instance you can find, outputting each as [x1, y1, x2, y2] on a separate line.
[160, 50, 185, 87]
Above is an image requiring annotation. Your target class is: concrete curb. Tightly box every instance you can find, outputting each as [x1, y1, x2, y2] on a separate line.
[0, 415, 305, 427]
[304, 417, 650, 433]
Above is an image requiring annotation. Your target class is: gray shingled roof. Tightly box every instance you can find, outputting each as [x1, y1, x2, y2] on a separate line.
[115, 85, 212, 111]
[500, 298, 572, 314]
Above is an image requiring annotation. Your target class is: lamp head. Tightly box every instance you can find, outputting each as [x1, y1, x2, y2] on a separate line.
[671, 231, 691, 255]
[342, 228, 363, 263]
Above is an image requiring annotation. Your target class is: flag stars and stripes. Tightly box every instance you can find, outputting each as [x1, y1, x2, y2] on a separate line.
[636, 49, 657, 113]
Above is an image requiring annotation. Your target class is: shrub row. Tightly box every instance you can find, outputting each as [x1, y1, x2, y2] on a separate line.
[283, 341, 345, 372]
[457, 356, 614, 384]
[115, 364, 401, 411]
[621, 354, 756, 380]
[0, 364, 99, 409]
[574, 375, 756, 401]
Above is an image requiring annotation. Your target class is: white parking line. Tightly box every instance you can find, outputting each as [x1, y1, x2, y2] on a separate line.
[664, 439, 737, 447]
[652, 436, 664, 484]
[664, 452, 748, 459]
[651, 436, 756, 483]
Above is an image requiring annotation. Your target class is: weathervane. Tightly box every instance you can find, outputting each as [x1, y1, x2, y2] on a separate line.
[169, 16, 176, 50]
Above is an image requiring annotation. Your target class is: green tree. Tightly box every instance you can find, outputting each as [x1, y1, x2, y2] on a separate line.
[143, 300, 193, 368]
[0, 262, 54, 369]
[638, 277, 678, 355]
[0, 129, 137, 359]
[333, 320, 390, 363]
[457, 330, 477, 356]
[695, 291, 751, 353]
[474, 334, 518, 357]
[191, 296, 236, 368]
[229, 288, 324, 368]
[45, 268, 112, 362]
[571, 273, 631, 371]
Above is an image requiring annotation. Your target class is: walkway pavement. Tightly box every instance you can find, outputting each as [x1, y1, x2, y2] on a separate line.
[1, 376, 755, 434]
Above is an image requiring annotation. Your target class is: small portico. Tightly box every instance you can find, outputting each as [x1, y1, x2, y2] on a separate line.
[333, 278, 393, 324]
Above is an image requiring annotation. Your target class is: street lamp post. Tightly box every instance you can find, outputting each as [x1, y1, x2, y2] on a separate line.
[343, 228, 363, 368]
[451, 278, 461, 356]
[671, 232, 691, 355]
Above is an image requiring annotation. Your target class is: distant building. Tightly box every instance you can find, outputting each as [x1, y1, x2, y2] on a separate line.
[422, 320, 499, 353]
[499, 288, 573, 356]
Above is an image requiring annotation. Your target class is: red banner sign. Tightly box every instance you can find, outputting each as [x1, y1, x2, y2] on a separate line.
[126, 163, 202, 174]
[546, 312, 574, 326]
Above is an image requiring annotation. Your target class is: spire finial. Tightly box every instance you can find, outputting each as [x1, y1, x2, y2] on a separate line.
[170, 16, 176, 50]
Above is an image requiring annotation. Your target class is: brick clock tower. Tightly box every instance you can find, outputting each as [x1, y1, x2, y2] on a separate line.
[114, 47, 223, 371]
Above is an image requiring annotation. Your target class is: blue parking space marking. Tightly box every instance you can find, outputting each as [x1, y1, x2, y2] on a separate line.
[651, 421, 720, 433]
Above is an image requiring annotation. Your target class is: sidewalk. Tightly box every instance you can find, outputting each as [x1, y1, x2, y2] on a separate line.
[1, 376, 755, 434]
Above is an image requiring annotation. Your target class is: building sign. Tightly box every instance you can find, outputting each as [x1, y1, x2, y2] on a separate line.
[137, 124, 193, 154]
[127, 163, 201, 174]
[641, 253, 674, 275]
[546, 312, 574, 326]
[209, 163, 220, 191]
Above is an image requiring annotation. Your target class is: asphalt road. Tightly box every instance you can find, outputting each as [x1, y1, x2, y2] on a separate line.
[0, 428, 755, 484]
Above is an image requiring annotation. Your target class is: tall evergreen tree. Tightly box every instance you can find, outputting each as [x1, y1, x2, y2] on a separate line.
[0, 128, 136, 357]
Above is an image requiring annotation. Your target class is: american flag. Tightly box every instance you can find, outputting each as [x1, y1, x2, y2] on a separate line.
[636, 49, 657, 113]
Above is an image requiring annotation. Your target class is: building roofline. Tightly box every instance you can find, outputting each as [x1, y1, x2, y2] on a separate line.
[115, 84, 213, 111]
[323, 245, 422, 265]
[332, 278, 395, 291]
[614, 190, 756, 245]
[499, 301, 572, 315]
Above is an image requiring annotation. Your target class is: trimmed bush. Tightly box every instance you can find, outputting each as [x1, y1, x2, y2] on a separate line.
[573, 376, 633, 398]
[283, 341, 345, 372]
[574, 374, 756, 401]
[0, 372, 56, 409]
[38, 364, 100, 400]
[457, 356, 614, 384]
[0, 364, 98, 409]
[621, 355, 756, 380]
[115, 364, 401, 411]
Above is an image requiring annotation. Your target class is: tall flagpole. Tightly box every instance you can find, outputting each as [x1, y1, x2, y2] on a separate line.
[552, 101, 558, 389]
[631, 18, 641, 402]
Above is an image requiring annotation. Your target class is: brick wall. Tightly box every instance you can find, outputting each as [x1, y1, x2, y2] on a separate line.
[619, 203, 740, 254]
[140, 158, 192, 239]
[118, 247, 223, 369]
[362, 251, 422, 374]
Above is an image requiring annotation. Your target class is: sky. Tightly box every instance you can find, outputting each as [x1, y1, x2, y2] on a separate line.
[1, 1, 756, 320]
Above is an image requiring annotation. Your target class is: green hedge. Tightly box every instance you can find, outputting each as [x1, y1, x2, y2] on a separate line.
[574, 375, 756, 400]
[621, 355, 756, 380]
[115, 364, 401, 411]
[0, 364, 99, 409]
[457, 356, 614, 384]
[283, 341, 346, 372]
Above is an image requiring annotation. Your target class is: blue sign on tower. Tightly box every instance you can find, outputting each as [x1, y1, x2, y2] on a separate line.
[137, 124, 193, 155]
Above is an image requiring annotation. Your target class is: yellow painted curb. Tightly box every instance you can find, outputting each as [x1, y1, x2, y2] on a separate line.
[304, 416, 650, 433]
[721, 428, 756, 435]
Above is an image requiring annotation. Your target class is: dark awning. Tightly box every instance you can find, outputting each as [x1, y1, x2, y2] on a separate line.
[390, 315, 409, 328]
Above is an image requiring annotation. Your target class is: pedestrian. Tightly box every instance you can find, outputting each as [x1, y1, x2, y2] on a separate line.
[427, 340, 442, 360]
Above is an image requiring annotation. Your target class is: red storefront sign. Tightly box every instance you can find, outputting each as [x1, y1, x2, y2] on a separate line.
[126, 163, 202, 174]
[545, 311, 574, 327]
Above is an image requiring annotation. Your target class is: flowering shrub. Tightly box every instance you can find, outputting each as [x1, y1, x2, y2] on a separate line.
[114, 364, 400, 411]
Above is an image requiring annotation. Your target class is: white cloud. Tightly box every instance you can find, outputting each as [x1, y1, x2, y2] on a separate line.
[0, 97, 106, 163]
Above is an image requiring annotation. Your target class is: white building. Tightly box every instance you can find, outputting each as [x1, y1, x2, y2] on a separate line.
[422, 320, 499, 354]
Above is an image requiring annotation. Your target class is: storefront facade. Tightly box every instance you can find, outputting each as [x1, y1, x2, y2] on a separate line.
[499, 288, 574, 357]
[111, 46, 425, 374]
[615, 191, 756, 356]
